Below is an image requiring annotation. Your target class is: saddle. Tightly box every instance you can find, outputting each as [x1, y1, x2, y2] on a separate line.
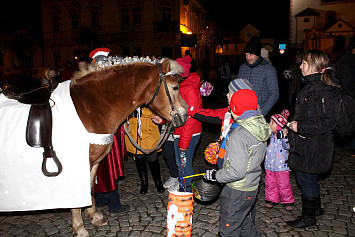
[1, 84, 62, 177]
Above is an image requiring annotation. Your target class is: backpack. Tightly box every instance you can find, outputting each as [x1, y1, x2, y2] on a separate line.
[334, 92, 355, 137]
[316, 85, 355, 137]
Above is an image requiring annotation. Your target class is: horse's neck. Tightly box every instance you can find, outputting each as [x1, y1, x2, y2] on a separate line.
[70, 66, 156, 134]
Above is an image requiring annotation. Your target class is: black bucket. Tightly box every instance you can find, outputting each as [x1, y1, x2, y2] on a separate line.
[191, 178, 221, 202]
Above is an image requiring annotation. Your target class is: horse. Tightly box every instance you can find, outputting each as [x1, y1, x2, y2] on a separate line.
[0, 57, 188, 237]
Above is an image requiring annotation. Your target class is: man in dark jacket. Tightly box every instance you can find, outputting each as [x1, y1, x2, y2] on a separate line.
[336, 39, 355, 155]
[237, 36, 279, 116]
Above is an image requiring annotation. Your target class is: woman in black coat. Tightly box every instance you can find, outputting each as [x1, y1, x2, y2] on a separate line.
[286, 50, 341, 228]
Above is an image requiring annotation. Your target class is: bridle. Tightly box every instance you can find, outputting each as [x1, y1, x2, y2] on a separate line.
[124, 62, 184, 154]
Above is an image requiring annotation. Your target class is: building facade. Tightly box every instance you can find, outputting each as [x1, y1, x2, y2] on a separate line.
[290, 0, 355, 52]
[41, 0, 206, 69]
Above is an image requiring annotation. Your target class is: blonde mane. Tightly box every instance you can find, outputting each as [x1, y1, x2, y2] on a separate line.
[70, 56, 182, 85]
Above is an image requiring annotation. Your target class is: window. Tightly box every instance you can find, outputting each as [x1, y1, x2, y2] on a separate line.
[326, 12, 336, 26]
[247, 32, 252, 38]
[121, 8, 129, 25]
[226, 44, 229, 51]
[12, 57, 20, 68]
[304, 18, 310, 23]
[122, 47, 130, 57]
[161, 46, 172, 58]
[53, 16, 60, 31]
[24, 56, 33, 67]
[162, 7, 171, 22]
[72, 14, 79, 30]
[133, 7, 141, 24]
[133, 47, 141, 57]
[92, 11, 99, 27]
[54, 52, 61, 67]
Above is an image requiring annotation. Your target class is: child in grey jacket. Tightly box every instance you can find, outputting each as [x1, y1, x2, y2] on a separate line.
[204, 89, 271, 237]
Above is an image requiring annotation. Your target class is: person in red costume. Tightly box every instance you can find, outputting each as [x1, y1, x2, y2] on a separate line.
[173, 55, 203, 192]
[94, 125, 129, 217]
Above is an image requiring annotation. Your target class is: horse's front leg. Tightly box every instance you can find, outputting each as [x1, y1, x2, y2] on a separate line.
[84, 163, 108, 227]
[71, 208, 89, 237]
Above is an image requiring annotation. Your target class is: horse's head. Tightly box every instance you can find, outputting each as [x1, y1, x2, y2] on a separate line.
[148, 58, 188, 128]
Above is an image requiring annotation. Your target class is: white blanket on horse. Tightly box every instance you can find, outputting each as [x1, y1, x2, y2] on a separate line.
[0, 81, 92, 211]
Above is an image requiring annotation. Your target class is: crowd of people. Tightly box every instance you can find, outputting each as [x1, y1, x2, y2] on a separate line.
[41, 36, 354, 236]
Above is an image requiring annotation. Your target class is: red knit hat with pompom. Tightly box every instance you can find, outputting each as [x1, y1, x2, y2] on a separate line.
[271, 109, 290, 130]
[175, 55, 191, 77]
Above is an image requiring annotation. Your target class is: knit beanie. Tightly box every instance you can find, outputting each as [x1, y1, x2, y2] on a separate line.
[228, 79, 253, 94]
[229, 89, 258, 116]
[244, 36, 261, 56]
[175, 55, 191, 78]
[270, 109, 290, 130]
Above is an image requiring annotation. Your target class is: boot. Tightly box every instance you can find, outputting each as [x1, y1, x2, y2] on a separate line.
[316, 197, 323, 216]
[135, 157, 148, 194]
[147, 159, 165, 193]
[286, 195, 317, 228]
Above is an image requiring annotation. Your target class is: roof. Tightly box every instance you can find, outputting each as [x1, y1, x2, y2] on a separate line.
[295, 8, 320, 17]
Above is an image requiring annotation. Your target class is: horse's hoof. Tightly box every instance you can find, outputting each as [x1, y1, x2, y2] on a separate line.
[91, 215, 108, 227]
[73, 228, 90, 237]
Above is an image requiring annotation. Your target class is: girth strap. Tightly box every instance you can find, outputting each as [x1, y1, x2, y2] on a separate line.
[26, 101, 62, 177]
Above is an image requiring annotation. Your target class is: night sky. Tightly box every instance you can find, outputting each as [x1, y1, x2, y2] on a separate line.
[200, 0, 290, 40]
[1, 0, 290, 41]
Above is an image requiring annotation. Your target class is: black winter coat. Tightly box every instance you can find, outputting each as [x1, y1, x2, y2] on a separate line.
[288, 73, 341, 174]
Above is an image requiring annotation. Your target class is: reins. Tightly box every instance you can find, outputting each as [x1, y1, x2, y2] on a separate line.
[124, 120, 173, 154]
[124, 62, 176, 154]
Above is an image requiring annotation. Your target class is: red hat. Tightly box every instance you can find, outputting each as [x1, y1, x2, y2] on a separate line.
[271, 109, 290, 130]
[229, 89, 258, 116]
[175, 55, 191, 77]
[89, 48, 110, 59]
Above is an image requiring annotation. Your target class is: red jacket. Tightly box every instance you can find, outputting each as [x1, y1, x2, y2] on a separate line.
[173, 72, 202, 149]
[187, 107, 228, 125]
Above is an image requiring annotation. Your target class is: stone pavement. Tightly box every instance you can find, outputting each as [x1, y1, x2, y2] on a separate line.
[1, 96, 355, 236]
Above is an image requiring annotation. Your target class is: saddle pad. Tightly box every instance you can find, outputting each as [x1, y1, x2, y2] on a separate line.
[0, 80, 92, 211]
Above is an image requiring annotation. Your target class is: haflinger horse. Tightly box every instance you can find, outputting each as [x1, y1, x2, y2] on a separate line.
[0, 57, 188, 237]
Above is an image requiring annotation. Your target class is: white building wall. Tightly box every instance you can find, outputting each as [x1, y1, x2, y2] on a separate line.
[290, 0, 355, 43]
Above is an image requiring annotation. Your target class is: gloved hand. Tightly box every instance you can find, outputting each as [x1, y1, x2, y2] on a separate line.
[187, 106, 195, 117]
[204, 169, 217, 182]
[277, 129, 288, 139]
[276, 130, 285, 139]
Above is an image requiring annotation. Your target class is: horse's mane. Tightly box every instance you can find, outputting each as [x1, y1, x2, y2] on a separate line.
[71, 56, 184, 85]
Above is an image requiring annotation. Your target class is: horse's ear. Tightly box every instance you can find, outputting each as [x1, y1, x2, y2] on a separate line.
[161, 58, 171, 74]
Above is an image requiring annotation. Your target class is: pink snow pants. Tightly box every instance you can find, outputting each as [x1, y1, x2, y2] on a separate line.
[265, 170, 295, 204]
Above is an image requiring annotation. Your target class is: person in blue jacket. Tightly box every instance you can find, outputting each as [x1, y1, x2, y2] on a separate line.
[237, 36, 279, 116]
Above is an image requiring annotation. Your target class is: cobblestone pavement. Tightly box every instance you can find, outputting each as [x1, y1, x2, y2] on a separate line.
[1, 96, 355, 236]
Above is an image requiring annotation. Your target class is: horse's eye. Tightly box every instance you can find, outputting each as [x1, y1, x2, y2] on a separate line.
[172, 85, 179, 91]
